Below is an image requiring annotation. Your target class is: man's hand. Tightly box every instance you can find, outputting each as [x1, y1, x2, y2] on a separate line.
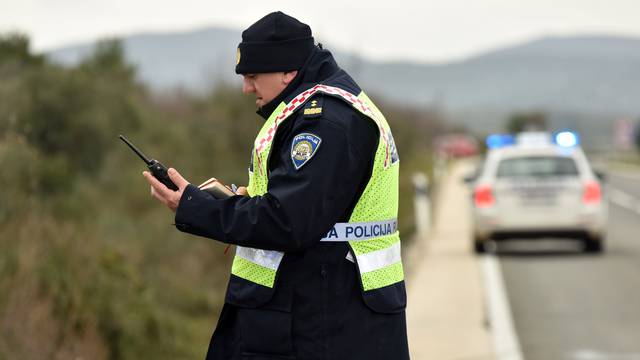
[235, 186, 248, 196]
[143, 168, 190, 213]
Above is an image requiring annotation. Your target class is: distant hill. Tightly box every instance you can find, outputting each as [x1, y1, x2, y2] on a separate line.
[357, 36, 640, 114]
[47, 29, 640, 114]
[46, 28, 640, 149]
[48, 27, 240, 91]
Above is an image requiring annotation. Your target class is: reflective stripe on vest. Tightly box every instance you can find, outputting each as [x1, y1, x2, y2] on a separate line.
[357, 241, 401, 273]
[235, 246, 284, 270]
[231, 246, 284, 288]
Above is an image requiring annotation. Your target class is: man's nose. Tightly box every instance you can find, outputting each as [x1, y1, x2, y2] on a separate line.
[242, 79, 255, 94]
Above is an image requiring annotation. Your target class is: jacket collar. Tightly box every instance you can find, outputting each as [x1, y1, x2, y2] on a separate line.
[256, 47, 340, 120]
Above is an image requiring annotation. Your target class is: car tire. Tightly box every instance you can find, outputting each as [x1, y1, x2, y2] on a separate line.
[473, 237, 486, 254]
[584, 236, 604, 254]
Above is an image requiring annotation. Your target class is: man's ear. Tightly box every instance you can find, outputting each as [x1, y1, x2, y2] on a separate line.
[283, 71, 298, 85]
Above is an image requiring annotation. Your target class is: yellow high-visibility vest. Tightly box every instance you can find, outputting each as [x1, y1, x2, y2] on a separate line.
[232, 84, 403, 292]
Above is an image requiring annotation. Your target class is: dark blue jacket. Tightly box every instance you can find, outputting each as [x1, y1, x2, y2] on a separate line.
[175, 47, 409, 360]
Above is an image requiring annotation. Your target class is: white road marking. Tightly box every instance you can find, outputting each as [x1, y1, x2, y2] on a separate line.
[610, 170, 640, 182]
[481, 255, 524, 360]
[608, 188, 637, 212]
[572, 349, 640, 359]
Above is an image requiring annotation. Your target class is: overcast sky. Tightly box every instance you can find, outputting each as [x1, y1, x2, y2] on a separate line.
[1, 0, 639, 62]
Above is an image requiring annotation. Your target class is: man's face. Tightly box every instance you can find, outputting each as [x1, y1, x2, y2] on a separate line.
[242, 71, 297, 108]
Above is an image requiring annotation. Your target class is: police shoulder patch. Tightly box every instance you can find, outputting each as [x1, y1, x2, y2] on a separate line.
[291, 133, 322, 170]
[302, 96, 324, 118]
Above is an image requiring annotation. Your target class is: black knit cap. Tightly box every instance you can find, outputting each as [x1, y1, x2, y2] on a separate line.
[235, 11, 315, 74]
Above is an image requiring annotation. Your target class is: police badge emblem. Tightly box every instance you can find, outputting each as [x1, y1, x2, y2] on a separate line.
[291, 133, 321, 170]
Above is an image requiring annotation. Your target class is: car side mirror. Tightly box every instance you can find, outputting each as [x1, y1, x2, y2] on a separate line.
[593, 170, 606, 182]
[463, 173, 477, 185]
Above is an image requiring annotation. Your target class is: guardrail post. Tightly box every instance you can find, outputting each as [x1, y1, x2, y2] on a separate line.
[413, 172, 431, 237]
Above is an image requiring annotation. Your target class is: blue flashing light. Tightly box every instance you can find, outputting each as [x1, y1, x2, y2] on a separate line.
[486, 134, 515, 149]
[554, 131, 579, 147]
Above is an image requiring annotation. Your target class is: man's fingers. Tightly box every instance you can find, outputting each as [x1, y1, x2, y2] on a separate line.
[236, 186, 248, 196]
[143, 171, 172, 199]
[167, 168, 189, 190]
[150, 185, 169, 205]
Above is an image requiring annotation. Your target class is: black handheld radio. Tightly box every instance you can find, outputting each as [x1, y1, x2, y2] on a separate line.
[119, 135, 179, 191]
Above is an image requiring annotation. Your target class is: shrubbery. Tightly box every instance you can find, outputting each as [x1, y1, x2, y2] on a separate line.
[0, 34, 439, 359]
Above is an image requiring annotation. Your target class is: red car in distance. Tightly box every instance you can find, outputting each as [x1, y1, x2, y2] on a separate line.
[435, 134, 479, 158]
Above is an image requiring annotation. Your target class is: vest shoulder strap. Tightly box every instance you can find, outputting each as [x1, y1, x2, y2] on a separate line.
[255, 84, 393, 167]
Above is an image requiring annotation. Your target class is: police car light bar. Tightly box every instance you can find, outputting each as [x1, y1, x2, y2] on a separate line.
[554, 131, 579, 147]
[486, 134, 515, 149]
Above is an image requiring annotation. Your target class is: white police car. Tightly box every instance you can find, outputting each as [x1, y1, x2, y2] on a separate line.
[469, 132, 607, 254]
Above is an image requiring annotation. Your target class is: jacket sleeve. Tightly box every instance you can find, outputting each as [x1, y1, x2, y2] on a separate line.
[174, 104, 379, 252]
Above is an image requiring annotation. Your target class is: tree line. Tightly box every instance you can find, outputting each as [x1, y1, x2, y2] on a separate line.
[0, 33, 442, 360]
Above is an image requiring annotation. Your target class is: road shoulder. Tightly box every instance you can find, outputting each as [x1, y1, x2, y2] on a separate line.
[406, 161, 495, 360]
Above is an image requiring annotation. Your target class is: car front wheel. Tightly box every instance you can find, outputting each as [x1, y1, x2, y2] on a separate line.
[473, 236, 486, 254]
[584, 236, 604, 254]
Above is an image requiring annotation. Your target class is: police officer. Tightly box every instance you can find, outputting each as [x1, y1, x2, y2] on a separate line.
[144, 11, 409, 360]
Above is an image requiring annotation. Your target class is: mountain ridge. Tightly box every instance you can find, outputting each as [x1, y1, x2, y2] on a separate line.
[46, 27, 640, 117]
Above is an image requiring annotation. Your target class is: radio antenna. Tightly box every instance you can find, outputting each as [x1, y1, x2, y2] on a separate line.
[119, 135, 152, 165]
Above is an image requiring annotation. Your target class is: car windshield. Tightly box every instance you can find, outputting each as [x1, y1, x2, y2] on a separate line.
[496, 156, 579, 178]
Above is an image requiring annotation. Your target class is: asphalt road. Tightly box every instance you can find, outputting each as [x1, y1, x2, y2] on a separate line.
[496, 170, 640, 360]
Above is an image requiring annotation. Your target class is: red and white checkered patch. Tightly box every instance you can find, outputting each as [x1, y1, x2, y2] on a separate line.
[254, 85, 392, 168]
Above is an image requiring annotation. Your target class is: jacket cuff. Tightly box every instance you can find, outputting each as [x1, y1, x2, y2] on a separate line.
[174, 184, 212, 233]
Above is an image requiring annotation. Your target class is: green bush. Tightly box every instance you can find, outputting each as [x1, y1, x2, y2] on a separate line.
[0, 34, 440, 359]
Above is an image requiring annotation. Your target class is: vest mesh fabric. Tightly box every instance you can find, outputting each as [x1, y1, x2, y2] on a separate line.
[232, 88, 403, 292]
[231, 103, 287, 288]
[347, 92, 402, 291]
